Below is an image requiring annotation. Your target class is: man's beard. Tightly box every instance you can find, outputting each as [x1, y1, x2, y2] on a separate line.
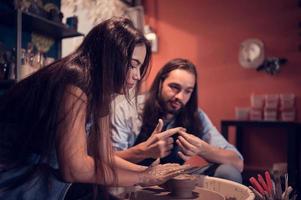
[159, 98, 184, 116]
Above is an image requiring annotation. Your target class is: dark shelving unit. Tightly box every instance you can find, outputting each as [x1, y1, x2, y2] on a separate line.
[0, 8, 84, 81]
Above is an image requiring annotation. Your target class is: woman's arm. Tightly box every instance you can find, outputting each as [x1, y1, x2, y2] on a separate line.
[56, 86, 142, 186]
[115, 121, 183, 163]
[114, 155, 147, 172]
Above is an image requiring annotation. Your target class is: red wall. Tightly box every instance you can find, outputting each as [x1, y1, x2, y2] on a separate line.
[143, 0, 301, 126]
[142, 0, 301, 169]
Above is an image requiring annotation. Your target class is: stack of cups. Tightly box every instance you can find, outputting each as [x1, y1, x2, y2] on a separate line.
[279, 94, 296, 121]
[235, 107, 250, 120]
[250, 94, 264, 120]
[264, 94, 279, 121]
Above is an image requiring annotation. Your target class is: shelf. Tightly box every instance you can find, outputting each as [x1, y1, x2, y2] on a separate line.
[0, 10, 84, 39]
[221, 120, 299, 128]
[244, 165, 270, 172]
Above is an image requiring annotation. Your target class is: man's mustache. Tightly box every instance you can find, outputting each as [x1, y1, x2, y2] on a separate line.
[169, 99, 185, 107]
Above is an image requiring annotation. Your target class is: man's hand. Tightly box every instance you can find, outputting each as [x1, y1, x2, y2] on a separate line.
[138, 119, 183, 159]
[177, 131, 244, 172]
[176, 130, 208, 161]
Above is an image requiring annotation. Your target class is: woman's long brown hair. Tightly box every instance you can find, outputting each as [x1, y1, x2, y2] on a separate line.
[0, 17, 151, 199]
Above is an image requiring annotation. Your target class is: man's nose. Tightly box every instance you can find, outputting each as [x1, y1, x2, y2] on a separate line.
[175, 91, 185, 101]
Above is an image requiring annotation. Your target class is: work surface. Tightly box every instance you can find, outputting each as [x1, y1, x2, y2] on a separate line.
[110, 175, 255, 200]
[114, 186, 224, 200]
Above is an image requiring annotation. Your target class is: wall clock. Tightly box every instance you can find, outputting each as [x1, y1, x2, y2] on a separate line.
[238, 38, 265, 69]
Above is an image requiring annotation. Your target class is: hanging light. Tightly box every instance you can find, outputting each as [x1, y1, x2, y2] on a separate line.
[144, 25, 158, 53]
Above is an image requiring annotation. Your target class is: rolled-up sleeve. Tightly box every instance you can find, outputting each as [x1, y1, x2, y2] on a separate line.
[199, 110, 243, 160]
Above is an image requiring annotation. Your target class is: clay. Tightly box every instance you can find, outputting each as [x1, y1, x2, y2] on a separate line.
[167, 174, 197, 198]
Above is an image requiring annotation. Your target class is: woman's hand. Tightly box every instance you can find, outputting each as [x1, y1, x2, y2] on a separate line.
[138, 163, 192, 187]
[138, 119, 184, 159]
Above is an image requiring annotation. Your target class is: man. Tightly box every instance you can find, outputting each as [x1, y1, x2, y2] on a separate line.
[111, 58, 244, 183]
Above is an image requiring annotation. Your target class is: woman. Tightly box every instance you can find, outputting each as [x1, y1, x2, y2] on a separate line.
[0, 17, 187, 199]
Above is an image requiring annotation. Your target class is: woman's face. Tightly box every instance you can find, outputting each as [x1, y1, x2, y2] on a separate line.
[125, 44, 147, 90]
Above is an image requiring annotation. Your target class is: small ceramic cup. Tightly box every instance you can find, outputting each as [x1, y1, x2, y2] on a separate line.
[167, 174, 197, 198]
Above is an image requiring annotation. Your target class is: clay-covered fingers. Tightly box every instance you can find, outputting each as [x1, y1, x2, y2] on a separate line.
[155, 164, 192, 179]
[160, 165, 196, 182]
[142, 164, 193, 186]
[147, 163, 190, 175]
[163, 164, 193, 175]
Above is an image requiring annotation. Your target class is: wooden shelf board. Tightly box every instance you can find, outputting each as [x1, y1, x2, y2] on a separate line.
[0, 10, 84, 39]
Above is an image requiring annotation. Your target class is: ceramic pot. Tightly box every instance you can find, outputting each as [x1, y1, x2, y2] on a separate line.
[167, 174, 197, 198]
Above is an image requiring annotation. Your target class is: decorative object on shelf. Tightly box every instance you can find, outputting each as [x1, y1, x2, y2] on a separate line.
[27, 0, 47, 18]
[14, 0, 32, 12]
[250, 94, 264, 121]
[235, 107, 250, 120]
[236, 93, 296, 122]
[279, 93, 296, 122]
[20, 48, 33, 79]
[62, 0, 127, 25]
[0, 43, 16, 80]
[14, 1, 63, 22]
[44, 3, 64, 23]
[66, 16, 78, 31]
[239, 38, 288, 75]
[14, 0, 47, 18]
[31, 33, 54, 69]
[256, 57, 288, 75]
[31, 33, 54, 53]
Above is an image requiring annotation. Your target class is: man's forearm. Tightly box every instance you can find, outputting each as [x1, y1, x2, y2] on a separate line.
[199, 144, 244, 172]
